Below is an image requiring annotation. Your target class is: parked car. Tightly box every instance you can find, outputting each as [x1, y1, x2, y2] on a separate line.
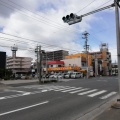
[45, 74, 52, 78]
[65, 72, 73, 78]
[49, 73, 57, 79]
[49, 73, 60, 81]
[57, 73, 65, 79]
[71, 72, 83, 78]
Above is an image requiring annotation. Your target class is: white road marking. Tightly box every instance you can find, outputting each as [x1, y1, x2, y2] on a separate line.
[78, 89, 98, 95]
[0, 97, 5, 100]
[41, 90, 48, 92]
[30, 91, 44, 94]
[0, 101, 49, 116]
[100, 92, 117, 99]
[88, 90, 107, 97]
[37, 86, 67, 90]
[70, 88, 89, 94]
[22, 92, 31, 95]
[61, 87, 82, 92]
[53, 87, 75, 91]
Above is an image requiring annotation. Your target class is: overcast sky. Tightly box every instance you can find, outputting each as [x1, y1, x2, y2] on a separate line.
[0, 0, 117, 62]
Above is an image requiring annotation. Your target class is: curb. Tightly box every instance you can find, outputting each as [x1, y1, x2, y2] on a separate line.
[76, 94, 119, 120]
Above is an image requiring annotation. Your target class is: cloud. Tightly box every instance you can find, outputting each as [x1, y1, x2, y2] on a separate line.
[0, 0, 115, 62]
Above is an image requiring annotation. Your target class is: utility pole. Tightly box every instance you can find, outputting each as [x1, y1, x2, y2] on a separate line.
[46, 52, 48, 74]
[39, 46, 42, 84]
[95, 53, 98, 77]
[37, 46, 39, 79]
[35, 46, 42, 84]
[82, 31, 89, 78]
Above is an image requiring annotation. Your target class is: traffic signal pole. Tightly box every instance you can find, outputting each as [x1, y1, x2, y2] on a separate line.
[62, 0, 120, 107]
[62, 4, 114, 25]
[115, 0, 120, 103]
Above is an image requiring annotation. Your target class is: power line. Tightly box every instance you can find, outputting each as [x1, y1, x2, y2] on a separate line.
[0, 32, 84, 53]
[76, 0, 97, 13]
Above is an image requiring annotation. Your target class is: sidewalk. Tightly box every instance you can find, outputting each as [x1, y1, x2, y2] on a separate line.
[0, 79, 38, 85]
[94, 106, 120, 120]
[0, 79, 39, 90]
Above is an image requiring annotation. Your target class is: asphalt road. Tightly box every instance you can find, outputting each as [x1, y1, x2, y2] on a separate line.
[0, 76, 119, 120]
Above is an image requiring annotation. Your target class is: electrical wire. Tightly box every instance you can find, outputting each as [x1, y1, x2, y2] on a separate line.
[76, 0, 97, 13]
[0, 33, 84, 53]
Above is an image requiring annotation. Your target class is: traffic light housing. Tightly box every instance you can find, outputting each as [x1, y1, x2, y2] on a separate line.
[62, 13, 82, 25]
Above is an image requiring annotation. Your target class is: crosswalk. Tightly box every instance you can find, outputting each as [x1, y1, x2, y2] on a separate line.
[22, 85, 117, 100]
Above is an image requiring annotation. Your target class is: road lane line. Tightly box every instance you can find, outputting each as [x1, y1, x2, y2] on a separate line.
[41, 90, 48, 92]
[0, 101, 49, 116]
[70, 88, 89, 94]
[88, 90, 107, 97]
[100, 92, 117, 99]
[78, 89, 98, 95]
[53, 87, 75, 91]
[61, 87, 82, 92]
[22, 92, 31, 95]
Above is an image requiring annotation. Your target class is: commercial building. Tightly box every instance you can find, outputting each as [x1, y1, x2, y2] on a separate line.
[46, 43, 112, 76]
[6, 46, 32, 75]
[65, 53, 92, 68]
[47, 53, 91, 73]
[89, 43, 112, 75]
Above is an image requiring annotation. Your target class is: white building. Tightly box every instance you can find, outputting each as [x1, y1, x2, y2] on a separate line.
[6, 45, 33, 75]
[6, 57, 32, 74]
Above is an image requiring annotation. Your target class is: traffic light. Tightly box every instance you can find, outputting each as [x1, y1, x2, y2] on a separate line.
[62, 13, 82, 25]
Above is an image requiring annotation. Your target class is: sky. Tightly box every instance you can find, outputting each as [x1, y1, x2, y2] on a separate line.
[0, 0, 118, 62]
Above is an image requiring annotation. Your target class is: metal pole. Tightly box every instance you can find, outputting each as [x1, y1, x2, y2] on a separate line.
[46, 53, 48, 74]
[115, 0, 120, 98]
[39, 46, 42, 84]
[86, 43, 89, 79]
[37, 46, 39, 79]
[82, 31, 89, 78]
[95, 54, 98, 77]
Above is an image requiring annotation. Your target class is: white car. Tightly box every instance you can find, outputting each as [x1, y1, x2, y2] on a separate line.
[65, 73, 73, 78]
[71, 72, 83, 78]
[49, 73, 60, 81]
